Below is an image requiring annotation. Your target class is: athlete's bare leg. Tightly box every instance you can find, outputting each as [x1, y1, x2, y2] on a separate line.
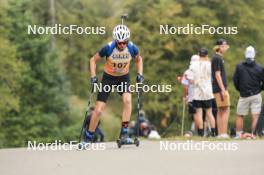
[88, 101, 106, 132]
[122, 92, 132, 122]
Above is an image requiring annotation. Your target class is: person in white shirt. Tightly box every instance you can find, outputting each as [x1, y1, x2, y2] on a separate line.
[187, 48, 216, 137]
[181, 55, 200, 132]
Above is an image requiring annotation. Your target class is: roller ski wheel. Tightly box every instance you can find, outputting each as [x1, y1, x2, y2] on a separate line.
[117, 139, 122, 148]
[134, 138, 140, 147]
[116, 137, 134, 148]
[116, 137, 139, 148]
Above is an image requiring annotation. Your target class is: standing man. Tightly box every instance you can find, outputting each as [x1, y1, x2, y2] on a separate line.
[211, 39, 230, 138]
[233, 46, 264, 138]
[83, 24, 144, 145]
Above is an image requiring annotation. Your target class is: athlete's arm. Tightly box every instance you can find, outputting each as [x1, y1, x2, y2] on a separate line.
[215, 71, 225, 92]
[90, 53, 101, 77]
[135, 55, 143, 75]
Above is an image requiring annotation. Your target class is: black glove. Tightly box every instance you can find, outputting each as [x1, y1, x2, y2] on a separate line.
[90, 76, 98, 92]
[136, 73, 144, 83]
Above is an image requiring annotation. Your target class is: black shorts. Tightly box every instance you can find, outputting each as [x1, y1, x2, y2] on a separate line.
[188, 102, 196, 114]
[188, 102, 196, 120]
[193, 99, 213, 109]
[212, 98, 217, 118]
[96, 72, 130, 103]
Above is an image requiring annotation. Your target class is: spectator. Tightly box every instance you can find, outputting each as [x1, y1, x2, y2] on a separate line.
[181, 54, 200, 132]
[134, 110, 150, 136]
[233, 46, 264, 138]
[211, 39, 230, 138]
[188, 48, 216, 137]
[132, 110, 161, 139]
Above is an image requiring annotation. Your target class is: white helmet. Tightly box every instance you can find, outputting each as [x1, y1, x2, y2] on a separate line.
[112, 25, 130, 42]
[245, 46, 255, 60]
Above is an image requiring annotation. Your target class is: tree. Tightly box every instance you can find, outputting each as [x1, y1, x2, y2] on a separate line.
[1, 0, 71, 147]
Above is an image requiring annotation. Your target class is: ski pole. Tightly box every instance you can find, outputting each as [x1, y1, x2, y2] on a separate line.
[136, 90, 141, 138]
[121, 14, 128, 25]
[181, 99, 186, 136]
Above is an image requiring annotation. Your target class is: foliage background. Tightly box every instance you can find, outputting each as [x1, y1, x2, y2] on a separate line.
[0, 0, 263, 147]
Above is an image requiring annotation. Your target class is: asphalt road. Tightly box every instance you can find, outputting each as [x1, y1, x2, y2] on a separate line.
[0, 140, 264, 175]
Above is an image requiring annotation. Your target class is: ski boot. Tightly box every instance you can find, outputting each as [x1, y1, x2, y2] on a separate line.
[116, 127, 139, 148]
[78, 130, 94, 150]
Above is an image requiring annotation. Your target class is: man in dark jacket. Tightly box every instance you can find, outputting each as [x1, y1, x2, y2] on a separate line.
[233, 46, 264, 138]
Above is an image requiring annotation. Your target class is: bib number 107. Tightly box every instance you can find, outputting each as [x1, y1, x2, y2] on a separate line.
[113, 62, 128, 68]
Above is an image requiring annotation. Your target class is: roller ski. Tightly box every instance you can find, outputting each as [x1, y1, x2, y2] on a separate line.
[117, 128, 140, 148]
